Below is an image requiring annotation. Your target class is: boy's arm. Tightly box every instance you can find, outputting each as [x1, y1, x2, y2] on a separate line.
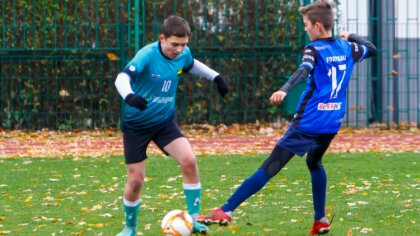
[270, 46, 315, 105]
[279, 45, 316, 93]
[115, 72, 134, 99]
[115, 72, 147, 111]
[279, 66, 311, 93]
[189, 59, 229, 97]
[270, 66, 310, 105]
[114, 47, 153, 111]
[341, 32, 377, 58]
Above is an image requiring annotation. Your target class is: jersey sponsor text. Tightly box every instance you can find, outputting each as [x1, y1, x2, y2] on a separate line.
[326, 55, 346, 63]
[152, 96, 174, 103]
[317, 102, 342, 110]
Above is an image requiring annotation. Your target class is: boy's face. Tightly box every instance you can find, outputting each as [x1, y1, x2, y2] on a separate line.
[303, 15, 321, 41]
[159, 35, 189, 59]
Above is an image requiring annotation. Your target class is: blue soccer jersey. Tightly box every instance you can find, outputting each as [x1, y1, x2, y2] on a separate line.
[293, 38, 368, 134]
[121, 41, 193, 131]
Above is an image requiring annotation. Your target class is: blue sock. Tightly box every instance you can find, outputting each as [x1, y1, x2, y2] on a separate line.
[221, 168, 269, 212]
[310, 168, 327, 220]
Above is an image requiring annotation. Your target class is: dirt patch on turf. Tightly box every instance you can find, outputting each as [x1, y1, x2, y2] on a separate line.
[0, 127, 419, 158]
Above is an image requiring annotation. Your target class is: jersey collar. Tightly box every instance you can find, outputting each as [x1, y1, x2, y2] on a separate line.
[158, 41, 173, 60]
[315, 37, 335, 42]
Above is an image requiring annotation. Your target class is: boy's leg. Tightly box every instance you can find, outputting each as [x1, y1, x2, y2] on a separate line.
[306, 134, 334, 220]
[153, 119, 208, 233]
[308, 164, 327, 220]
[117, 161, 146, 236]
[117, 198, 140, 236]
[221, 168, 269, 212]
[183, 182, 202, 219]
[118, 132, 149, 236]
[306, 134, 335, 235]
[197, 146, 294, 225]
[222, 145, 294, 212]
[163, 137, 208, 233]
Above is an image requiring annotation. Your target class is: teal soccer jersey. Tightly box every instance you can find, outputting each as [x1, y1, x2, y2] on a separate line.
[121, 41, 193, 131]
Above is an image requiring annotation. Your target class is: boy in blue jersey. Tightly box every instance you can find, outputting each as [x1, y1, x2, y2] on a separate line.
[197, 0, 376, 235]
[114, 15, 228, 236]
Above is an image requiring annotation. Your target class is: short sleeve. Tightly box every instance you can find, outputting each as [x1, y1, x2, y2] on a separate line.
[122, 46, 153, 79]
[300, 46, 317, 72]
[350, 42, 368, 63]
[182, 46, 194, 73]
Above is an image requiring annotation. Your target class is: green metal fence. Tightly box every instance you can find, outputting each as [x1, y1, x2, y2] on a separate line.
[1, 0, 419, 130]
[1, 0, 136, 129]
[337, 0, 420, 128]
[136, 1, 306, 124]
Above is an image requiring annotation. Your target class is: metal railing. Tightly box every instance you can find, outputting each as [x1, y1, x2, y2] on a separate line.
[1, 0, 418, 130]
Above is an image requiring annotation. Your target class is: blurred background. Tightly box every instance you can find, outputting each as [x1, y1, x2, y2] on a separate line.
[0, 0, 418, 130]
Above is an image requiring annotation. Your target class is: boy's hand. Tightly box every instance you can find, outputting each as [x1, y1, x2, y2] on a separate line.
[214, 75, 229, 98]
[125, 93, 148, 111]
[270, 91, 287, 105]
[340, 32, 352, 40]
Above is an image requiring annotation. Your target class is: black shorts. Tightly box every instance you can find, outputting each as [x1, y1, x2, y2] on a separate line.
[123, 119, 184, 164]
[277, 126, 335, 157]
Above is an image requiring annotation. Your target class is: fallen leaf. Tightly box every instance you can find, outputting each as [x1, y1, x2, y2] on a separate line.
[107, 52, 119, 61]
[391, 70, 398, 76]
[392, 53, 401, 59]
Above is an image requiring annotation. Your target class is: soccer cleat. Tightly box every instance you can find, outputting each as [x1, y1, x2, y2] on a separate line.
[192, 220, 209, 234]
[116, 227, 136, 236]
[196, 208, 232, 226]
[309, 217, 331, 235]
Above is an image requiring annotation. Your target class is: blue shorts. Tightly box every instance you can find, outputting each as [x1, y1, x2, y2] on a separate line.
[277, 126, 336, 157]
[123, 118, 184, 164]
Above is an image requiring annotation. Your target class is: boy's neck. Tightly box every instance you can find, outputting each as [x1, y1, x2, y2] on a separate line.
[320, 30, 332, 38]
[314, 31, 333, 41]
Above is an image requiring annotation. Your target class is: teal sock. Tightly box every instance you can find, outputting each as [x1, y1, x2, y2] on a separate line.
[123, 198, 140, 229]
[183, 182, 201, 220]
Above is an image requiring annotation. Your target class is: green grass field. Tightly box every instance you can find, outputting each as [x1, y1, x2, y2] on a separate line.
[0, 153, 418, 235]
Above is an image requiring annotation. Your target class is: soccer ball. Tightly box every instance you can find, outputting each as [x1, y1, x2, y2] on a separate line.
[161, 210, 193, 236]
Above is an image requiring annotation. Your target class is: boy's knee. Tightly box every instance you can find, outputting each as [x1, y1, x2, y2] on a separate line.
[306, 156, 323, 170]
[180, 154, 197, 169]
[128, 176, 144, 192]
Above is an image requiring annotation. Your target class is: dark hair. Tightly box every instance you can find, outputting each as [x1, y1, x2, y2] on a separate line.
[299, 0, 334, 31]
[161, 15, 191, 38]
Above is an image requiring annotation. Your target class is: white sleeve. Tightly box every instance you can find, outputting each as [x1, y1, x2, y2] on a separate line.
[114, 72, 134, 99]
[189, 59, 219, 81]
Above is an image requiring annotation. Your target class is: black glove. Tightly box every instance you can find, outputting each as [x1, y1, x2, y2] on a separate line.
[213, 75, 229, 98]
[125, 93, 148, 111]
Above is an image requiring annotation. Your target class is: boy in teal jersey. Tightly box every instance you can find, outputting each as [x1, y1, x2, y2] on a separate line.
[114, 15, 228, 236]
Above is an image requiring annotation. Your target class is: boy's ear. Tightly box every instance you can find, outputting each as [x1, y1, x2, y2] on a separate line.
[315, 22, 323, 30]
[159, 34, 166, 41]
